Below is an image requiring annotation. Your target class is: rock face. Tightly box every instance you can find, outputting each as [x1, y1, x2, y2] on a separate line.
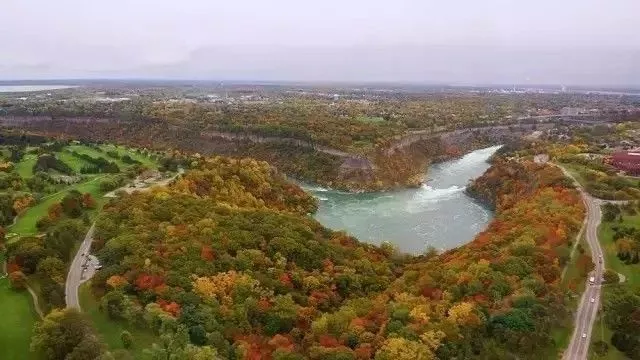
[0, 116, 548, 191]
[339, 156, 376, 172]
[386, 123, 554, 156]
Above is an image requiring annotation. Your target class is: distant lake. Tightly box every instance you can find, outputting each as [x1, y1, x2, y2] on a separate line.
[0, 85, 76, 93]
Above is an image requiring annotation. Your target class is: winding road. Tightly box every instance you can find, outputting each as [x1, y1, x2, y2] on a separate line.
[65, 224, 96, 309]
[559, 166, 605, 360]
[65, 170, 182, 309]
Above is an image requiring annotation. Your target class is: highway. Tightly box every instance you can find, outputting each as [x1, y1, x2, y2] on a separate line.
[65, 223, 97, 309]
[561, 168, 605, 360]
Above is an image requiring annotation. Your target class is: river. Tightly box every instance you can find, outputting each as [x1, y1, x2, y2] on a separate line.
[0, 85, 76, 93]
[305, 145, 501, 254]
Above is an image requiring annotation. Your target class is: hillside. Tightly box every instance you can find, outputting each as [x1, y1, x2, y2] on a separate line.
[77, 151, 584, 359]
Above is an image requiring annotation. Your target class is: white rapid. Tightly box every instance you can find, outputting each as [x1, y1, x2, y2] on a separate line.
[306, 145, 501, 254]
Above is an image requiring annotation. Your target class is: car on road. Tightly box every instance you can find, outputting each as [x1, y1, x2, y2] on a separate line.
[95, 265, 103, 270]
[582, 333, 587, 339]
[589, 276, 595, 284]
[590, 297, 595, 303]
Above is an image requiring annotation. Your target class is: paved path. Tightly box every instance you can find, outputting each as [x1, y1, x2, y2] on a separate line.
[65, 223, 96, 310]
[2, 258, 44, 318]
[559, 165, 606, 360]
[26, 284, 44, 319]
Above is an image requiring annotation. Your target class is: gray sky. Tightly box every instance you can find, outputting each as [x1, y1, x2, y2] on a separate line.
[1, 0, 639, 85]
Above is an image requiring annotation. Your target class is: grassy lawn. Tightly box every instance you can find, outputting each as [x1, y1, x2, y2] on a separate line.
[548, 232, 591, 358]
[560, 162, 590, 188]
[9, 175, 105, 238]
[355, 115, 386, 123]
[9, 144, 158, 239]
[14, 154, 37, 178]
[99, 144, 158, 169]
[587, 208, 639, 359]
[598, 212, 640, 287]
[0, 278, 39, 360]
[67, 145, 129, 169]
[55, 150, 92, 173]
[589, 287, 628, 360]
[79, 282, 157, 358]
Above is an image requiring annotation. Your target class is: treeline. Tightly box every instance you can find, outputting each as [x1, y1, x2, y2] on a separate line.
[71, 151, 120, 174]
[558, 154, 640, 200]
[33, 154, 75, 175]
[602, 202, 640, 264]
[602, 285, 640, 359]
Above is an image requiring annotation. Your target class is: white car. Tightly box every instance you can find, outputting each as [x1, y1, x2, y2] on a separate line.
[582, 333, 587, 339]
[590, 298, 595, 303]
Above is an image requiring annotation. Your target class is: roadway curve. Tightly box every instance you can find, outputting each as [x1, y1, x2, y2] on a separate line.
[560, 166, 605, 360]
[65, 224, 96, 309]
[65, 171, 183, 309]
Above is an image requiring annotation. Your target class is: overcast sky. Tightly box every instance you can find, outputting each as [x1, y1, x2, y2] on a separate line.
[1, 0, 639, 85]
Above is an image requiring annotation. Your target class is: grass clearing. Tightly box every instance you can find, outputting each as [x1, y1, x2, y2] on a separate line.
[560, 163, 590, 188]
[355, 115, 386, 123]
[14, 154, 37, 178]
[79, 282, 157, 358]
[588, 287, 628, 360]
[55, 150, 92, 173]
[598, 212, 640, 287]
[9, 175, 105, 238]
[67, 145, 129, 169]
[0, 278, 39, 360]
[99, 144, 158, 169]
[587, 207, 640, 359]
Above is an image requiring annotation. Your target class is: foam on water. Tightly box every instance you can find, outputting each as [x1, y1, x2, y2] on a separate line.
[308, 145, 500, 254]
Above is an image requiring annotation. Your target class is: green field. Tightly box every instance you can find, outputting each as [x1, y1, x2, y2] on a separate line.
[0, 278, 39, 360]
[598, 212, 640, 287]
[99, 144, 158, 169]
[55, 150, 92, 173]
[79, 283, 156, 358]
[586, 208, 640, 359]
[356, 115, 386, 123]
[14, 154, 37, 178]
[67, 145, 130, 169]
[9, 175, 105, 238]
[589, 303, 628, 360]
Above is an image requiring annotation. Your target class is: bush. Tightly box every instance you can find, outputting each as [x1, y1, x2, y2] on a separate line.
[603, 269, 619, 284]
[9, 270, 27, 290]
[120, 330, 133, 349]
[593, 340, 609, 357]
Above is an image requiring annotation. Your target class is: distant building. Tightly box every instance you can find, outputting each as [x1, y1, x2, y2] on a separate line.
[608, 151, 640, 175]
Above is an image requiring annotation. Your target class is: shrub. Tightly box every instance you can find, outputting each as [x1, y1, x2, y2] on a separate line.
[9, 270, 27, 290]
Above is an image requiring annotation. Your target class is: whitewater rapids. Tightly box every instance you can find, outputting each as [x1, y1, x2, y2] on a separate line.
[305, 145, 501, 254]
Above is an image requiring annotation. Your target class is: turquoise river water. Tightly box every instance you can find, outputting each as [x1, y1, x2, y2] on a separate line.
[304, 145, 501, 254]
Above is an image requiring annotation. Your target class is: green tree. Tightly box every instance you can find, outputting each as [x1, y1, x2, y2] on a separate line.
[120, 330, 133, 349]
[31, 308, 105, 360]
[37, 256, 66, 283]
[45, 219, 84, 261]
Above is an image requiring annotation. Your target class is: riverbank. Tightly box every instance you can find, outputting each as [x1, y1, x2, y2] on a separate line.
[0, 115, 540, 192]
